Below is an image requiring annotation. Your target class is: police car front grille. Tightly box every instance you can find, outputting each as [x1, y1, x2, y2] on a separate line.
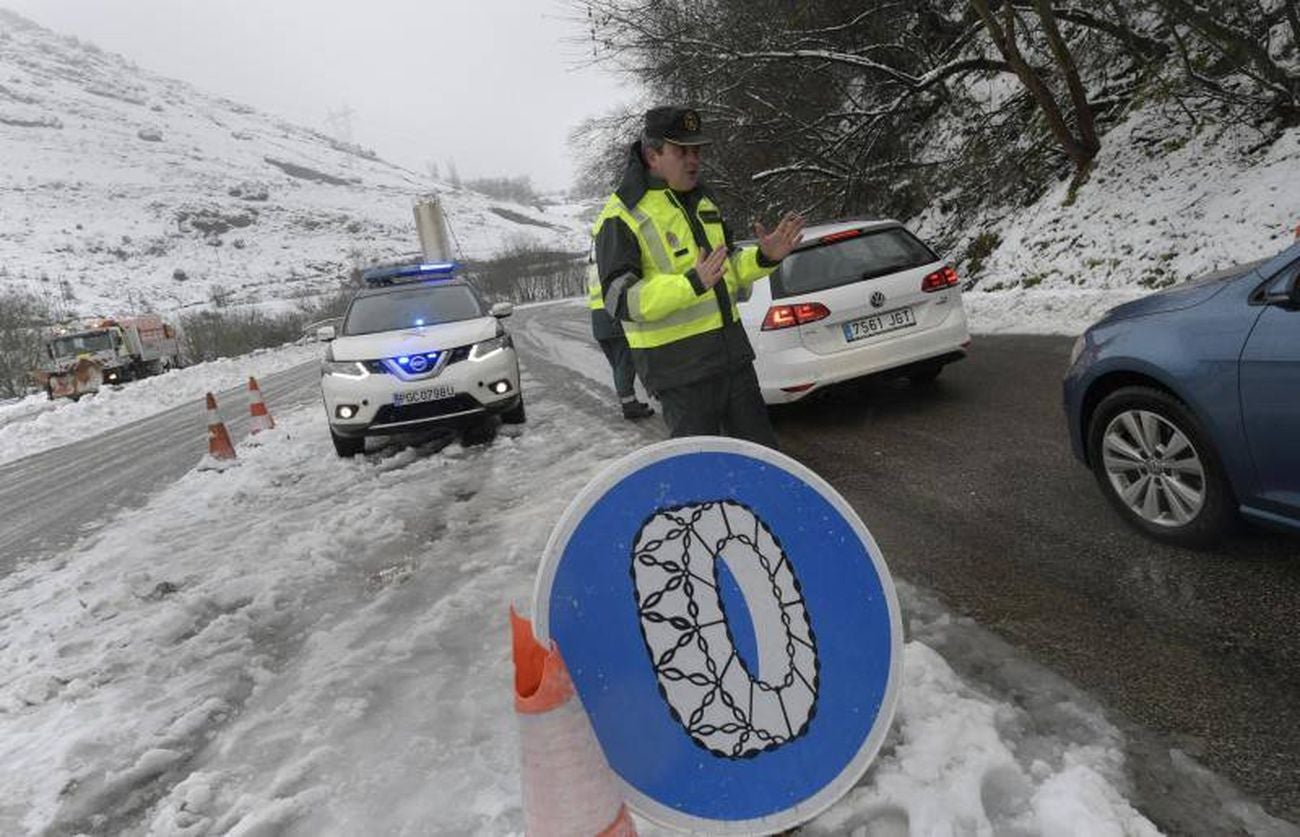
[371, 394, 482, 426]
[363, 345, 472, 375]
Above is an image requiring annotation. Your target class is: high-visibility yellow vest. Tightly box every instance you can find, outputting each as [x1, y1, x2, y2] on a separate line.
[591, 190, 774, 350]
[586, 263, 604, 311]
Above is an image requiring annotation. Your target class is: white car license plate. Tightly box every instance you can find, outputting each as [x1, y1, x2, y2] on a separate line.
[842, 307, 916, 342]
[394, 384, 455, 406]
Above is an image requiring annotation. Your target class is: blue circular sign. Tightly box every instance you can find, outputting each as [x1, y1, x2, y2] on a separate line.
[533, 438, 901, 834]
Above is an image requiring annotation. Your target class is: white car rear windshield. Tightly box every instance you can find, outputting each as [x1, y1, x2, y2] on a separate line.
[773, 227, 938, 298]
[343, 284, 483, 336]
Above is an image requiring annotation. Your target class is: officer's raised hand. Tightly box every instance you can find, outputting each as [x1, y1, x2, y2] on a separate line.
[754, 212, 806, 263]
[695, 245, 729, 289]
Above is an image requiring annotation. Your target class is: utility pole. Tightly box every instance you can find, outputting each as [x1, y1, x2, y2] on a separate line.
[325, 104, 357, 169]
[325, 104, 356, 143]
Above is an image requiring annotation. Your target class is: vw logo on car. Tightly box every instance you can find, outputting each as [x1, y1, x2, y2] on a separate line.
[870, 291, 886, 308]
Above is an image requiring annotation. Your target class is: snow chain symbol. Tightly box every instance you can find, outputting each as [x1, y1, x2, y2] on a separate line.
[631, 500, 820, 758]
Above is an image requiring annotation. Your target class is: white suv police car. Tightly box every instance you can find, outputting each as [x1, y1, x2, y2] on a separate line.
[319, 262, 524, 457]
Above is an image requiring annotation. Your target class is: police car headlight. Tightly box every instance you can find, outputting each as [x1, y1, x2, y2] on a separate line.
[322, 360, 368, 379]
[469, 333, 512, 361]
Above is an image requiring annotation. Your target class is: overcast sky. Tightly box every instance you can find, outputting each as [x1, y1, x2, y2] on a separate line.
[4, 0, 635, 191]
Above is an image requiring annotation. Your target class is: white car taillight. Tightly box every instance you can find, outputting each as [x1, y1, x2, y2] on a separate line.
[921, 266, 960, 292]
[761, 302, 831, 331]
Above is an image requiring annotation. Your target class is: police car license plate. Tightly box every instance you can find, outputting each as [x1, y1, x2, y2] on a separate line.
[842, 307, 916, 342]
[394, 384, 455, 405]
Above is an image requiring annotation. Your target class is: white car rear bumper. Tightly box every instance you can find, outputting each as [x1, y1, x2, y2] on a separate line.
[753, 303, 970, 404]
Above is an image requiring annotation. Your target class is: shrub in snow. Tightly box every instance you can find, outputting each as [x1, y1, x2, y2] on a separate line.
[227, 181, 269, 202]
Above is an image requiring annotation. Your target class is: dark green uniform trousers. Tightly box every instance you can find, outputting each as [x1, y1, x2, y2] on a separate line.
[656, 364, 779, 450]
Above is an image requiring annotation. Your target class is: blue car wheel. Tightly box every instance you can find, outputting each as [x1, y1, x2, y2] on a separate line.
[1088, 386, 1236, 547]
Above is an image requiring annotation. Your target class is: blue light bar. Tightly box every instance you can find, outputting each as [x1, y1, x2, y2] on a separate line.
[362, 261, 462, 285]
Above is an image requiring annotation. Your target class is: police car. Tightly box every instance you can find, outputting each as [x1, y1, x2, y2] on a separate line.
[318, 262, 524, 457]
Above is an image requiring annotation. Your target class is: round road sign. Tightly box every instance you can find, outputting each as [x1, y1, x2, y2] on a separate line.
[534, 437, 901, 835]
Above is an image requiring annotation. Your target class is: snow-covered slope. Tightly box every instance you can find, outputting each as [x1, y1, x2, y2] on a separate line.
[915, 106, 1300, 335]
[0, 9, 588, 318]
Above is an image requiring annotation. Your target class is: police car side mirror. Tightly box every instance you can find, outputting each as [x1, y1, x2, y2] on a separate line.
[316, 325, 336, 342]
[490, 302, 514, 319]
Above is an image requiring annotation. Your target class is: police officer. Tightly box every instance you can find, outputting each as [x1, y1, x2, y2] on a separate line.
[587, 261, 655, 420]
[592, 106, 804, 448]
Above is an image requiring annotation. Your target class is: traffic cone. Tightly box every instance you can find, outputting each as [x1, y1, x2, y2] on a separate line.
[511, 608, 635, 837]
[248, 376, 275, 433]
[205, 392, 237, 462]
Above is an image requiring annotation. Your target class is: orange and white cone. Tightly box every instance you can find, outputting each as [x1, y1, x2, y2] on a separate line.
[205, 392, 237, 462]
[511, 608, 635, 837]
[248, 376, 275, 433]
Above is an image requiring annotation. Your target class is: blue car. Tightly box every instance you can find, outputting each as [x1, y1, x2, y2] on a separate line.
[1063, 241, 1300, 546]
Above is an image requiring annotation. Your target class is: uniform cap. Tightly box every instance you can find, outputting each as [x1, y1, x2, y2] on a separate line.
[643, 106, 711, 146]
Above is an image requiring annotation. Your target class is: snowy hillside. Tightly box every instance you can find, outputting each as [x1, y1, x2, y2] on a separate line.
[916, 106, 1300, 334]
[0, 9, 588, 318]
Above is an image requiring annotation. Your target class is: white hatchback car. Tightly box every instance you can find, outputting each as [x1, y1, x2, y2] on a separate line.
[738, 219, 970, 404]
[319, 263, 523, 457]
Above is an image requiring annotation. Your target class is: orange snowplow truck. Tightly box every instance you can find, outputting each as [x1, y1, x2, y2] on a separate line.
[32, 314, 185, 400]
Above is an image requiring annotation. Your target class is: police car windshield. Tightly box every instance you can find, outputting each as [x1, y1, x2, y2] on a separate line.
[343, 284, 483, 336]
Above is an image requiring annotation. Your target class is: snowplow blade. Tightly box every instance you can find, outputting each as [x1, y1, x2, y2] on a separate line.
[48, 358, 103, 399]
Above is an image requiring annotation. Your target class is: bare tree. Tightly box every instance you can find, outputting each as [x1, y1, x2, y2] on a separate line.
[467, 239, 587, 303]
[569, 0, 1295, 235]
[568, 105, 645, 199]
[1151, 0, 1299, 122]
[0, 289, 52, 398]
[970, 0, 1099, 182]
[464, 174, 541, 206]
[574, 0, 1012, 218]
